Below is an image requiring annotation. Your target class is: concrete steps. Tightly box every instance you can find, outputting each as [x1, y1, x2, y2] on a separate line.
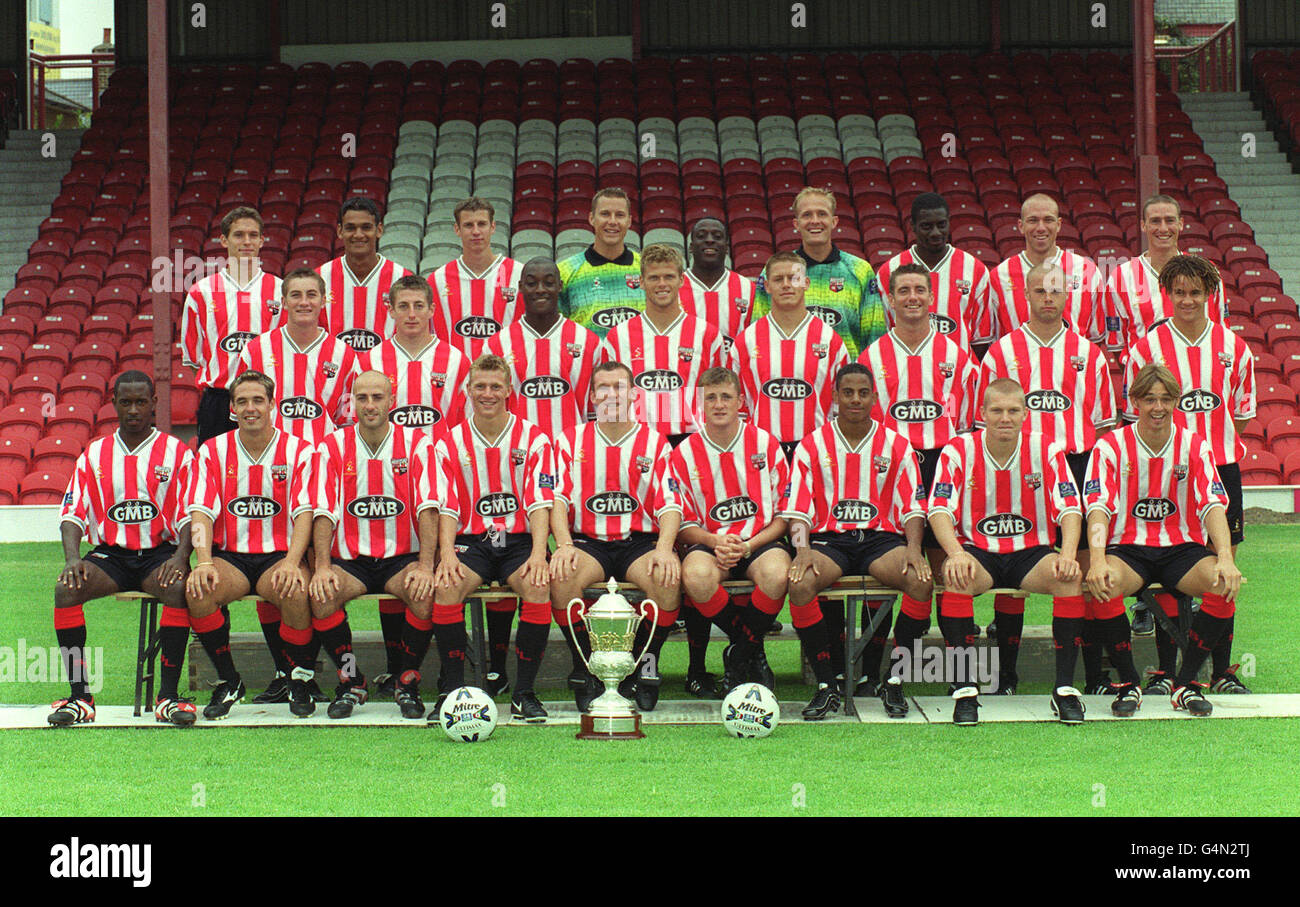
[0, 129, 82, 298]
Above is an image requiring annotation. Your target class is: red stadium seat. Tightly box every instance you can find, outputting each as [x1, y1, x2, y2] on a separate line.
[59, 372, 107, 410]
[1284, 450, 1300, 484]
[9, 373, 58, 409]
[0, 438, 33, 476]
[1257, 383, 1299, 426]
[94, 403, 119, 438]
[0, 404, 44, 445]
[34, 315, 81, 349]
[1238, 450, 1283, 485]
[1266, 416, 1300, 464]
[0, 314, 35, 347]
[22, 343, 72, 381]
[0, 472, 18, 505]
[32, 435, 82, 475]
[48, 403, 96, 447]
[19, 470, 71, 505]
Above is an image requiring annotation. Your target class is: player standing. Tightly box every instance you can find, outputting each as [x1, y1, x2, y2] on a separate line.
[876, 193, 991, 356]
[181, 206, 283, 442]
[600, 243, 730, 444]
[751, 187, 886, 358]
[1123, 255, 1255, 696]
[550, 361, 682, 711]
[51, 371, 195, 726]
[1085, 362, 1244, 717]
[678, 218, 755, 357]
[308, 370, 439, 719]
[976, 261, 1116, 693]
[433, 355, 555, 722]
[184, 369, 318, 717]
[928, 379, 1089, 725]
[673, 367, 792, 694]
[783, 363, 933, 719]
[428, 197, 523, 361]
[318, 196, 415, 354]
[735, 251, 850, 461]
[557, 188, 644, 339]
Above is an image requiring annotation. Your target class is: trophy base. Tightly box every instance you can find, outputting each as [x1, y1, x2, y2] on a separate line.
[577, 712, 645, 740]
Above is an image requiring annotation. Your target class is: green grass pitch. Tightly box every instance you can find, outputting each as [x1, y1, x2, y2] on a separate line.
[1, 529, 1298, 817]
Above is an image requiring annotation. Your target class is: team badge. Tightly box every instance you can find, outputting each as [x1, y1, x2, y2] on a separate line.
[271, 465, 289, 482]
[1067, 275, 1081, 290]
[267, 299, 282, 314]
[322, 361, 339, 378]
[510, 447, 526, 465]
[733, 296, 750, 312]
[828, 278, 844, 293]
[938, 361, 955, 378]
[625, 275, 641, 290]
[679, 347, 695, 362]
[872, 455, 890, 474]
[1218, 351, 1234, 367]
[750, 453, 767, 470]
[430, 372, 447, 388]
[1173, 464, 1188, 479]
[867, 277, 879, 295]
[812, 343, 828, 359]
[392, 457, 409, 475]
[955, 279, 971, 296]
[592, 277, 602, 289]
[154, 465, 171, 483]
[501, 287, 517, 303]
[635, 455, 653, 473]
[566, 343, 583, 358]
[1025, 472, 1041, 489]
[1070, 355, 1086, 372]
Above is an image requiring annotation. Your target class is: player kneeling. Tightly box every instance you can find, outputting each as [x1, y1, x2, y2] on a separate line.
[928, 379, 1088, 725]
[184, 370, 318, 718]
[672, 368, 792, 698]
[433, 355, 556, 723]
[1084, 363, 1243, 717]
[550, 362, 682, 712]
[784, 363, 933, 719]
[309, 371, 440, 719]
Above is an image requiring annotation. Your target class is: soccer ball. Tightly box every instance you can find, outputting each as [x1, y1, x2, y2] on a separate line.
[438, 686, 498, 743]
[721, 683, 780, 738]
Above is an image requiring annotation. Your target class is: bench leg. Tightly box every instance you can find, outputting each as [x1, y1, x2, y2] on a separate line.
[468, 597, 488, 689]
[841, 594, 859, 717]
[135, 598, 161, 716]
[134, 600, 148, 717]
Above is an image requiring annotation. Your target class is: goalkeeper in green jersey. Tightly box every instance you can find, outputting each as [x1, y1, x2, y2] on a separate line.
[557, 187, 644, 340]
[752, 187, 887, 359]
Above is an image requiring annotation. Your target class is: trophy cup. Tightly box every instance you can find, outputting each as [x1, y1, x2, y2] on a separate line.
[568, 577, 659, 740]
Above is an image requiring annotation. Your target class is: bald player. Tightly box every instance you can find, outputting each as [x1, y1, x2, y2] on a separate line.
[678, 218, 756, 357]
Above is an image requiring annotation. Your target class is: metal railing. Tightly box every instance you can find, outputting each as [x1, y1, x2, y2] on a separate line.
[1154, 20, 1238, 93]
[27, 51, 115, 130]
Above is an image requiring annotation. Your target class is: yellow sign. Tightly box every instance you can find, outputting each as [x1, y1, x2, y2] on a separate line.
[28, 23, 61, 78]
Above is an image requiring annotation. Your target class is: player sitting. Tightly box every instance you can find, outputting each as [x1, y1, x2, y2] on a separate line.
[927, 379, 1088, 725]
[52, 371, 196, 726]
[784, 363, 933, 719]
[1084, 362, 1244, 717]
[184, 370, 319, 718]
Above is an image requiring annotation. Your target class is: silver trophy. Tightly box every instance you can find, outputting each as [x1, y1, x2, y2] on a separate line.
[568, 577, 659, 740]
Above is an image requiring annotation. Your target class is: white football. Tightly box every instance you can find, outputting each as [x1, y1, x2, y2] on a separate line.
[721, 683, 780, 738]
[439, 686, 498, 742]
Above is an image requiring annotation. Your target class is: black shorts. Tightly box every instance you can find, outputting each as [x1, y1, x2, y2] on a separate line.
[197, 387, 235, 443]
[1218, 462, 1244, 545]
[572, 532, 659, 581]
[810, 529, 905, 575]
[84, 543, 178, 592]
[779, 440, 800, 462]
[915, 447, 945, 548]
[685, 538, 792, 580]
[213, 547, 284, 590]
[965, 544, 1054, 589]
[1065, 452, 1089, 489]
[455, 532, 535, 585]
[1107, 542, 1213, 591]
[334, 552, 419, 595]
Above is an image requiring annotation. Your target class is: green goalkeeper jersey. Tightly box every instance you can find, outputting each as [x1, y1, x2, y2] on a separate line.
[752, 246, 887, 359]
[557, 246, 645, 340]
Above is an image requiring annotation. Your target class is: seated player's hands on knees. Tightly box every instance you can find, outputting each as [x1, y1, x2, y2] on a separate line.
[902, 547, 931, 583]
[1085, 559, 1117, 601]
[519, 550, 550, 590]
[309, 567, 339, 604]
[1050, 552, 1082, 584]
[267, 560, 305, 599]
[645, 548, 680, 587]
[154, 554, 188, 589]
[549, 542, 579, 582]
[404, 562, 436, 603]
[435, 551, 466, 588]
[58, 560, 90, 591]
[788, 546, 818, 585]
[1213, 556, 1243, 602]
[186, 562, 220, 602]
[941, 550, 979, 590]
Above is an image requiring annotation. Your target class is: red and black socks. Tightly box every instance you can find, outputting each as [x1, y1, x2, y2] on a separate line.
[821, 597, 846, 677]
[514, 601, 551, 693]
[993, 594, 1024, 688]
[398, 608, 434, 681]
[192, 609, 238, 684]
[158, 605, 191, 700]
[432, 603, 468, 691]
[682, 602, 712, 675]
[1051, 595, 1085, 688]
[487, 599, 517, 677]
[1152, 593, 1181, 675]
[1080, 600, 1104, 687]
[1091, 597, 1139, 685]
[256, 600, 291, 676]
[278, 623, 314, 674]
[54, 604, 89, 700]
[938, 592, 977, 687]
[377, 597, 405, 677]
[1175, 594, 1234, 688]
[859, 599, 893, 683]
[891, 595, 932, 669]
[313, 609, 364, 688]
[790, 597, 835, 685]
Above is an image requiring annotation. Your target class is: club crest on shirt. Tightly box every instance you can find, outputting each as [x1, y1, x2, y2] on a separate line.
[501, 287, 517, 303]
[938, 361, 955, 378]
[1173, 463, 1188, 479]
[955, 279, 971, 296]
[812, 343, 828, 359]
[271, 465, 289, 482]
[625, 275, 641, 290]
[1025, 472, 1042, 489]
[322, 361, 339, 378]
[678, 347, 695, 362]
[391, 457, 409, 475]
[154, 465, 171, 483]
[829, 278, 844, 293]
[1066, 275, 1081, 291]
[510, 447, 526, 465]
[750, 453, 767, 470]
[733, 296, 750, 312]
[566, 342, 583, 358]
[1070, 355, 1086, 372]
[1218, 351, 1234, 367]
[267, 299, 282, 314]
[635, 456, 653, 473]
[429, 372, 447, 388]
[592, 277, 602, 289]
[872, 455, 890, 474]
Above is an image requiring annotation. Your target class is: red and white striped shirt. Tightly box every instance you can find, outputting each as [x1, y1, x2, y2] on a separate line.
[1104, 253, 1227, 356]
[318, 254, 414, 353]
[599, 309, 730, 435]
[1123, 320, 1256, 464]
[976, 325, 1116, 453]
[238, 328, 360, 444]
[734, 313, 850, 443]
[877, 245, 990, 353]
[782, 419, 926, 534]
[357, 336, 471, 436]
[861, 327, 978, 451]
[554, 421, 681, 540]
[670, 423, 790, 538]
[438, 415, 555, 536]
[984, 249, 1106, 345]
[182, 270, 284, 391]
[928, 430, 1080, 554]
[486, 316, 601, 439]
[186, 429, 316, 554]
[428, 255, 523, 361]
[679, 268, 755, 357]
[61, 429, 193, 549]
[1085, 422, 1228, 547]
[314, 424, 439, 559]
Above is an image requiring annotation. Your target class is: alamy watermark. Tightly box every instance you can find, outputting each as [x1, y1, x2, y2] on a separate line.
[0, 640, 103, 694]
[888, 640, 1000, 693]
